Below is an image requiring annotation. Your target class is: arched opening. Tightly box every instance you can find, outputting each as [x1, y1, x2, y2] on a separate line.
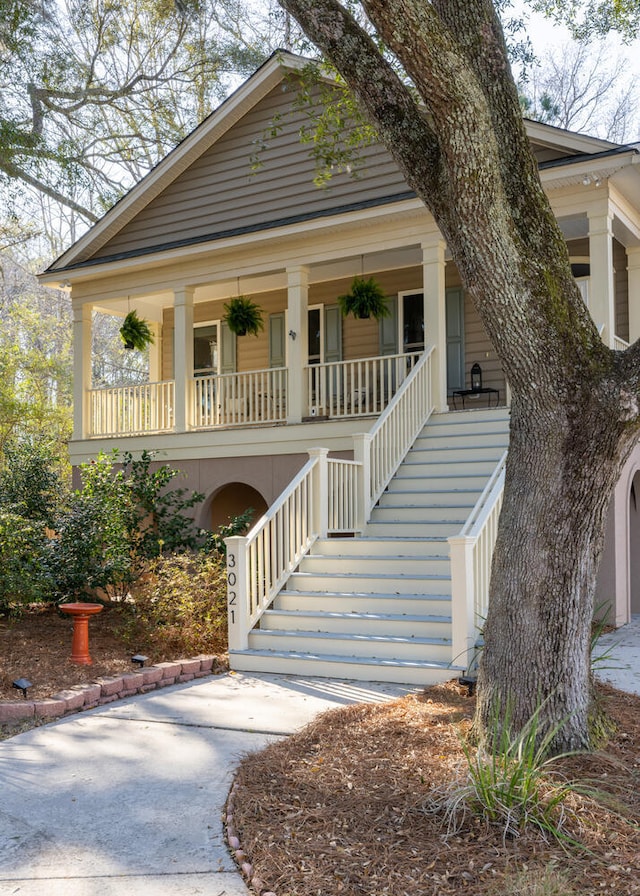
[630, 471, 640, 615]
[209, 482, 268, 533]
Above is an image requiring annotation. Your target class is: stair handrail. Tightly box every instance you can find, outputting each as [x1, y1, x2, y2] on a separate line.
[354, 346, 435, 522]
[225, 447, 362, 650]
[449, 449, 507, 672]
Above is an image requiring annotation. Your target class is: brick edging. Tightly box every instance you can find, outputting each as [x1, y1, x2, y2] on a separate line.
[0, 655, 222, 724]
[226, 779, 277, 896]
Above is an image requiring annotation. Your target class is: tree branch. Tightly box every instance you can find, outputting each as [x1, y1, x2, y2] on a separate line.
[0, 158, 98, 223]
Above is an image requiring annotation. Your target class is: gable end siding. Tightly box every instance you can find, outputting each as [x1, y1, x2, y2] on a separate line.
[94, 85, 410, 263]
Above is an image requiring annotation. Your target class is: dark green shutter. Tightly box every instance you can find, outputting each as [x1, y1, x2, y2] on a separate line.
[446, 288, 465, 390]
[269, 312, 286, 368]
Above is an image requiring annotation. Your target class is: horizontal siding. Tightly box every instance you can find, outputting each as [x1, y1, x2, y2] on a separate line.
[162, 268, 442, 374]
[461, 293, 506, 399]
[95, 84, 411, 262]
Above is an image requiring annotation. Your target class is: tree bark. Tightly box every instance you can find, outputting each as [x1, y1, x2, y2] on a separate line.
[277, 0, 640, 752]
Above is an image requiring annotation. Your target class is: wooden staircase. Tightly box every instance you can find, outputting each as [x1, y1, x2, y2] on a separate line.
[229, 407, 510, 684]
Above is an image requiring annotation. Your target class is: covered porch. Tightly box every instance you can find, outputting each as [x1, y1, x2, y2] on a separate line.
[69, 181, 639, 443]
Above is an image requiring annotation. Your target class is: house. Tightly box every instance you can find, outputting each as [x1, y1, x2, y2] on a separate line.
[40, 51, 640, 684]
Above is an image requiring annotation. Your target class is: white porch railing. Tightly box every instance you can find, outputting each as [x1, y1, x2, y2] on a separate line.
[448, 450, 507, 671]
[192, 367, 287, 427]
[355, 347, 435, 516]
[305, 351, 421, 419]
[225, 448, 362, 650]
[614, 335, 630, 351]
[89, 381, 175, 436]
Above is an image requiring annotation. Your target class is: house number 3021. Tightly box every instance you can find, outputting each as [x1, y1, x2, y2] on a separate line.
[227, 554, 236, 624]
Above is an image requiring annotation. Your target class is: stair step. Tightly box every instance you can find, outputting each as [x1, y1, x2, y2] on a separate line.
[312, 537, 448, 557]
[398, 460, 499, 476]
[429, 408, 509, 428]
[370, 503, 473, 522]
[248, 628, 453, 662]
[300, 554, 450, 575]
[229, 648, 459, 685]
[288, 570, 451, 595]
[261, 608, 451, 637]
[405, 446, 506, 463]
[379, 490, 478, 507]
[276, 590, 452, 615]
[412, 431, 509, 449]
[365, 520, 463, 538]
[392, 473, 494, 490]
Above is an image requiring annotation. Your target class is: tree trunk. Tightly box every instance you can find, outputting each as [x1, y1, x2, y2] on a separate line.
[477, 391, 633, 751]
[277, 0, 640, 752]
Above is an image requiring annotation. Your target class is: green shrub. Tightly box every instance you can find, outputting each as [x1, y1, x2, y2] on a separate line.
[49, 449, 206, 602]
[0, 510, 55, 614]
[122, 551, 228, 657]
[0, 438, 66, 526]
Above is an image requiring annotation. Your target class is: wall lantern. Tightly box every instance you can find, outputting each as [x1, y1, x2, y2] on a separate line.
[471, 362, 483, 392]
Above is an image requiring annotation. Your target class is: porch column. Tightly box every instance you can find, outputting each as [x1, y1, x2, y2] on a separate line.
[173, 287, 194, 433]
[588, 207, 615, 348]
[627, 246, 640, 345]
[422, 238, 448, 412]
[286, 265, 310, 424]
[72, 298, 92, 440]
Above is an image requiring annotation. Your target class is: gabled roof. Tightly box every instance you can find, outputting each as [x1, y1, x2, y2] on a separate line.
[43, 51, 634, 278]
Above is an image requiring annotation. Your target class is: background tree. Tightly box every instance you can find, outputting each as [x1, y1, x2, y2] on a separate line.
[519, 40, 638, 141]
[533, 0, 640, 41]
[0, 250, 72, 460]
[274, 0, 640, 752]
[0, 0, 284, 242]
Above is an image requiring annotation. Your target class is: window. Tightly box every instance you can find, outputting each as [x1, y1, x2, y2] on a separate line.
[194, 324, 219, 375]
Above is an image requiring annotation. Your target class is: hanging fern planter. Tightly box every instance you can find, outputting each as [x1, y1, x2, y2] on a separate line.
[223, 296, 264, 337]
[119, 310, 155, 351]
[337, 276, 390, 320]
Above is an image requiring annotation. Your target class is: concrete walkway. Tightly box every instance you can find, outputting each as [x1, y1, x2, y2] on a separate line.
[0, 672, 418, 895]
[0, 617, 638, 896]
[594, 614, 640, 696]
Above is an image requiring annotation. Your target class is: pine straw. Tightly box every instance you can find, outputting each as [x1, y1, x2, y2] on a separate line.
[230, 681, 640, 896]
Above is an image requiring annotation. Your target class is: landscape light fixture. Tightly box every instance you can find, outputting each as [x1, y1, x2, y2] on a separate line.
[131, 654, 149, 668]
[12, 678, 32, 699]
[458, 676, 477, 697]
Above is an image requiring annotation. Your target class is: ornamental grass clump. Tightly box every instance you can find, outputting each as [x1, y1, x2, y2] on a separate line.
[428, 700, 580, 845]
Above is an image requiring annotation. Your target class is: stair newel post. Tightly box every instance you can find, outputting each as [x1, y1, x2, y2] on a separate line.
[225, 535, 250, 651]
[448, 534, 477, 674]
[353, 433, 372, 530]
[308, 447, 329, 539]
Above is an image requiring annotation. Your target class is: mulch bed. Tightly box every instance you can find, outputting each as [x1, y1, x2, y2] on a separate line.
[231, 681, 640, 896]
